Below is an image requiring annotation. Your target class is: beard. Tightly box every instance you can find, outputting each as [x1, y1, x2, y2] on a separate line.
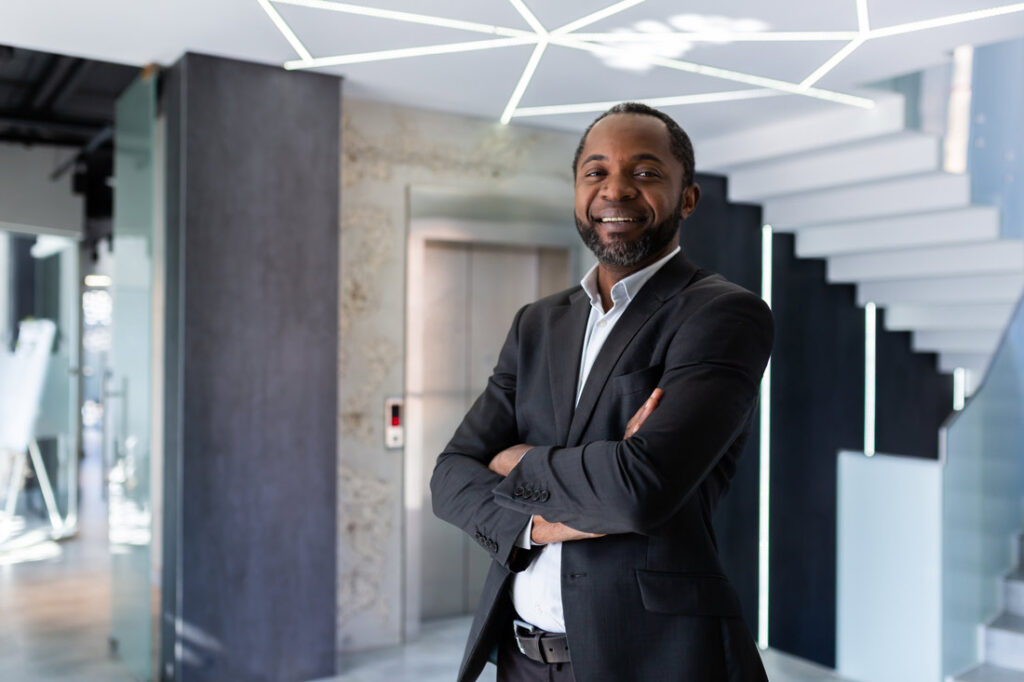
[575, 204, 682, 268]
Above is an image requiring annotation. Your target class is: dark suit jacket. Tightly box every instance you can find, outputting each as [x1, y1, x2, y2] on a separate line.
[431, 252, 773, 682]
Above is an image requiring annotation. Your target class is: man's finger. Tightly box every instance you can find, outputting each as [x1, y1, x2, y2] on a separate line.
[625, 388, 664, 438]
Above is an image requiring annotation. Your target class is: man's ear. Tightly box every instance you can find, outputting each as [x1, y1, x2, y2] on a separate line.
[680, 183, 701, 219]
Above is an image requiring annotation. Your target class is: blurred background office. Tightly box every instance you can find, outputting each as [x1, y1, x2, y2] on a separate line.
[0, 1, 1022, 681]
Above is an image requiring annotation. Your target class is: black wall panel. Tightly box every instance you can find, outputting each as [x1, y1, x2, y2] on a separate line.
[768, 234, 864, 668]
[682, 172, 763, 635]
[875, 310, 953, 458]
[162, 54, 339, 682]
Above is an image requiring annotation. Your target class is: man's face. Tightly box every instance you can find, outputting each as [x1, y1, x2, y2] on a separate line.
[574, 113, 698, 268]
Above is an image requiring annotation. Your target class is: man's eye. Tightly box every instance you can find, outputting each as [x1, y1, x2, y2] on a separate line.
[636, 170, 659, 178]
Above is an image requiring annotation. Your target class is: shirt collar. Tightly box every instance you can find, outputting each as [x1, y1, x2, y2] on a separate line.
[580, 246, 681, 311]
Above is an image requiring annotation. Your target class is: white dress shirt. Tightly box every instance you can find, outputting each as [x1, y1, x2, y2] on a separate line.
[510, 246, 681, 633]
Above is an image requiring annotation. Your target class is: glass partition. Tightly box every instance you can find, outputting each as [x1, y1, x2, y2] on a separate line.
[107, 71, 157, 680]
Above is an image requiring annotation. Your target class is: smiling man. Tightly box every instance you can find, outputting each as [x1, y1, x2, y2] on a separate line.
[431, 102, 773, 682]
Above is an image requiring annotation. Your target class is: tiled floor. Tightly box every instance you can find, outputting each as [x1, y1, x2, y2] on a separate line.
[318, 616, 856, 682]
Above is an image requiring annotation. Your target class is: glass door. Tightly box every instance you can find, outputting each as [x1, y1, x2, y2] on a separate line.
[107, 71, 157, 680]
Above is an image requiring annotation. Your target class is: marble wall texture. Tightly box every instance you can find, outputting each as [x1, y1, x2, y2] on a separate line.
[337, 97, 579, 652]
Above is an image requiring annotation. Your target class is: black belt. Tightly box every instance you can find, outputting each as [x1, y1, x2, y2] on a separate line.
[513, 619, 571, 664]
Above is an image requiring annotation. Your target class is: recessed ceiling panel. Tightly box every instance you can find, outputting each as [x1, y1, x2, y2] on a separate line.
[517, 43, 756, 109]
[288, 0, 533, 31]
[521, 1, 622, 33]
[866, 0, 1021, 32]
[581, 0, 860, 34]
[276, 5, 527, 58]
[332, 43, 537, 121]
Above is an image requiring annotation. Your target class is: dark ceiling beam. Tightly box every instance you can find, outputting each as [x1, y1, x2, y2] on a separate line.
[0, 113, 104, 138]
[49, 60, 93, 112]
[27, 55, 84, 112]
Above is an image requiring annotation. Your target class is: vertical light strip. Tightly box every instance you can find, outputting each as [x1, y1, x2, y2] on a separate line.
[864, 302, 877, 457]
[257, 0, 313, 62]
[953, 367, 967, 410]
[500, 40, 548, 124]
[944, 45, 973, 174]
[757, 224, 773, 650]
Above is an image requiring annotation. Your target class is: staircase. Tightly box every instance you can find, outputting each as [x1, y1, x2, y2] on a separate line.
[699, 91, 1024, 396]
[954, 531, 1024, 681]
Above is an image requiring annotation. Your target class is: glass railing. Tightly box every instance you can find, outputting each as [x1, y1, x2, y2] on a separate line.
[941, 293, 1024, 676]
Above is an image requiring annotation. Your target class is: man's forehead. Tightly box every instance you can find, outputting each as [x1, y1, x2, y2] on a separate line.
[581, 113, 673, 158]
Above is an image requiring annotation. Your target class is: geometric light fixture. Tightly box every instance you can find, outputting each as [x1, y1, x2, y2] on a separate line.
[257, 0, 1024, 124]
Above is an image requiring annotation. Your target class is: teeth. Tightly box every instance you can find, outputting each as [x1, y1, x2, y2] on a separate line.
[599, 217, 640, 223]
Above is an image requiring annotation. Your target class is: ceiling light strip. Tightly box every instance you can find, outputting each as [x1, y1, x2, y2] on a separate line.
[271, 0, 531, 38]
[501, 40, 548, 124]
[552, 0, 649, 35]
[869, 2, 1024, 38]
[284, 37, 536, 70]
[856, 0, 871, 33]
[552, 36, 875, 108]
[257, 0, 313, 61]
[567, 30, 859, 42]
[513, 89, 783, 118]
[507, 0, 548, 35]
[799, 36, 866, 88]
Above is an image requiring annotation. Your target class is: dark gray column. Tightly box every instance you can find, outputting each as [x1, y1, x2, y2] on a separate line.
[162, 53, 339, 682]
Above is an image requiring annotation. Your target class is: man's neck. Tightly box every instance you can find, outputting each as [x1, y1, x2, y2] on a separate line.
[596, 241, 678, 311]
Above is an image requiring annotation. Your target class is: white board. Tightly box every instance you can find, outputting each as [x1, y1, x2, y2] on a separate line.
[0, 319, 56, 451]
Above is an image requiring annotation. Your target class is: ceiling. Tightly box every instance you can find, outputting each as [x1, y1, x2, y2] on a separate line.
[2, 0, 1024, 140]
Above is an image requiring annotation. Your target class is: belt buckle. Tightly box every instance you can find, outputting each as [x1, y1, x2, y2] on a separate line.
[512, 618, 540, 657]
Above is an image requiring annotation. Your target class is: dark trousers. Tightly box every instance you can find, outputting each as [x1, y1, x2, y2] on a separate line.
[496, 625, 576, 682]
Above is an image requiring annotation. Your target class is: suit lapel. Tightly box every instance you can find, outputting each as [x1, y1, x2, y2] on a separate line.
[546, 288, 590, 446]
[566, 253, 700, 446]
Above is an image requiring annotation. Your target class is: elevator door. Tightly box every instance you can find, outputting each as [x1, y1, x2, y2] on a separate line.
[416, 240, 570, 621]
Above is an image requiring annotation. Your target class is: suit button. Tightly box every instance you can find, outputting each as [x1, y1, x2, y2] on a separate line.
[538, 491, 549, 502]
[530, 490, 540, 501]
[514, 486, 525, 498]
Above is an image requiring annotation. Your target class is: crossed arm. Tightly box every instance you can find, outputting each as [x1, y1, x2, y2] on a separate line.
[487, 388, 663, 544]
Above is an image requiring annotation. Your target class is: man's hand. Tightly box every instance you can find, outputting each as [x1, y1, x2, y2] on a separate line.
[488, 443, 532, 476]
[624, 387, 663, 438]
[531, 515, 604, 544]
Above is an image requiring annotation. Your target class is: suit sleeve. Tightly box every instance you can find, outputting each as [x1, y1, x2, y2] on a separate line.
[430, 305, 537, 572]
[492, 290, 773, 535]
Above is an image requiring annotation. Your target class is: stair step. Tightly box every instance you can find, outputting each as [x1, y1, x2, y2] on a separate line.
[986, 612, 1024, 671]
[1007, 571, 1024, 618]
[795, 207, 1000, 257]
[828, 241, 1024, 283]
[884, 303, 1015, 331]
[956, 664, 1024, 682]
[938, 352, 991, 375]
[914, 329, 1002, 355]
[729, 133, 940, 202]
[764, 172, 970, 229]
[857, 273, 1024, 306]
[700, 92, 905, 170]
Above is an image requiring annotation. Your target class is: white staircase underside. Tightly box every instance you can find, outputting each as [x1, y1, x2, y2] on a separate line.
[763, 172, 972, 230]
[705, 98, 1024, 398]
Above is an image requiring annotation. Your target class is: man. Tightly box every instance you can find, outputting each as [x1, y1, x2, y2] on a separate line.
[431, 102, 773, 681]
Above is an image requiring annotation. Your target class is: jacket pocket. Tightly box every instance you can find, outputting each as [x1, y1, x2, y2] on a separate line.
[611, 363, 663, 396]
[635, 569, 743, 617]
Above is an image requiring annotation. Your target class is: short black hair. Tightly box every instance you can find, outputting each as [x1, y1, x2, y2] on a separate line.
[572, 102, 696, 186]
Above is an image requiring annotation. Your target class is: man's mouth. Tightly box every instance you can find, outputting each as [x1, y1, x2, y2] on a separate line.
[593, 215, 647, 225]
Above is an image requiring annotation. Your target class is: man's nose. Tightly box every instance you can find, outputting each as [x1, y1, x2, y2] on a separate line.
[600, 172, 637, 201]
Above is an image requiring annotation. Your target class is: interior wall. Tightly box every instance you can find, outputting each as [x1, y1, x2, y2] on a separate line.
[0, 142, 83, 237]
[337, 97, 579, 652]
